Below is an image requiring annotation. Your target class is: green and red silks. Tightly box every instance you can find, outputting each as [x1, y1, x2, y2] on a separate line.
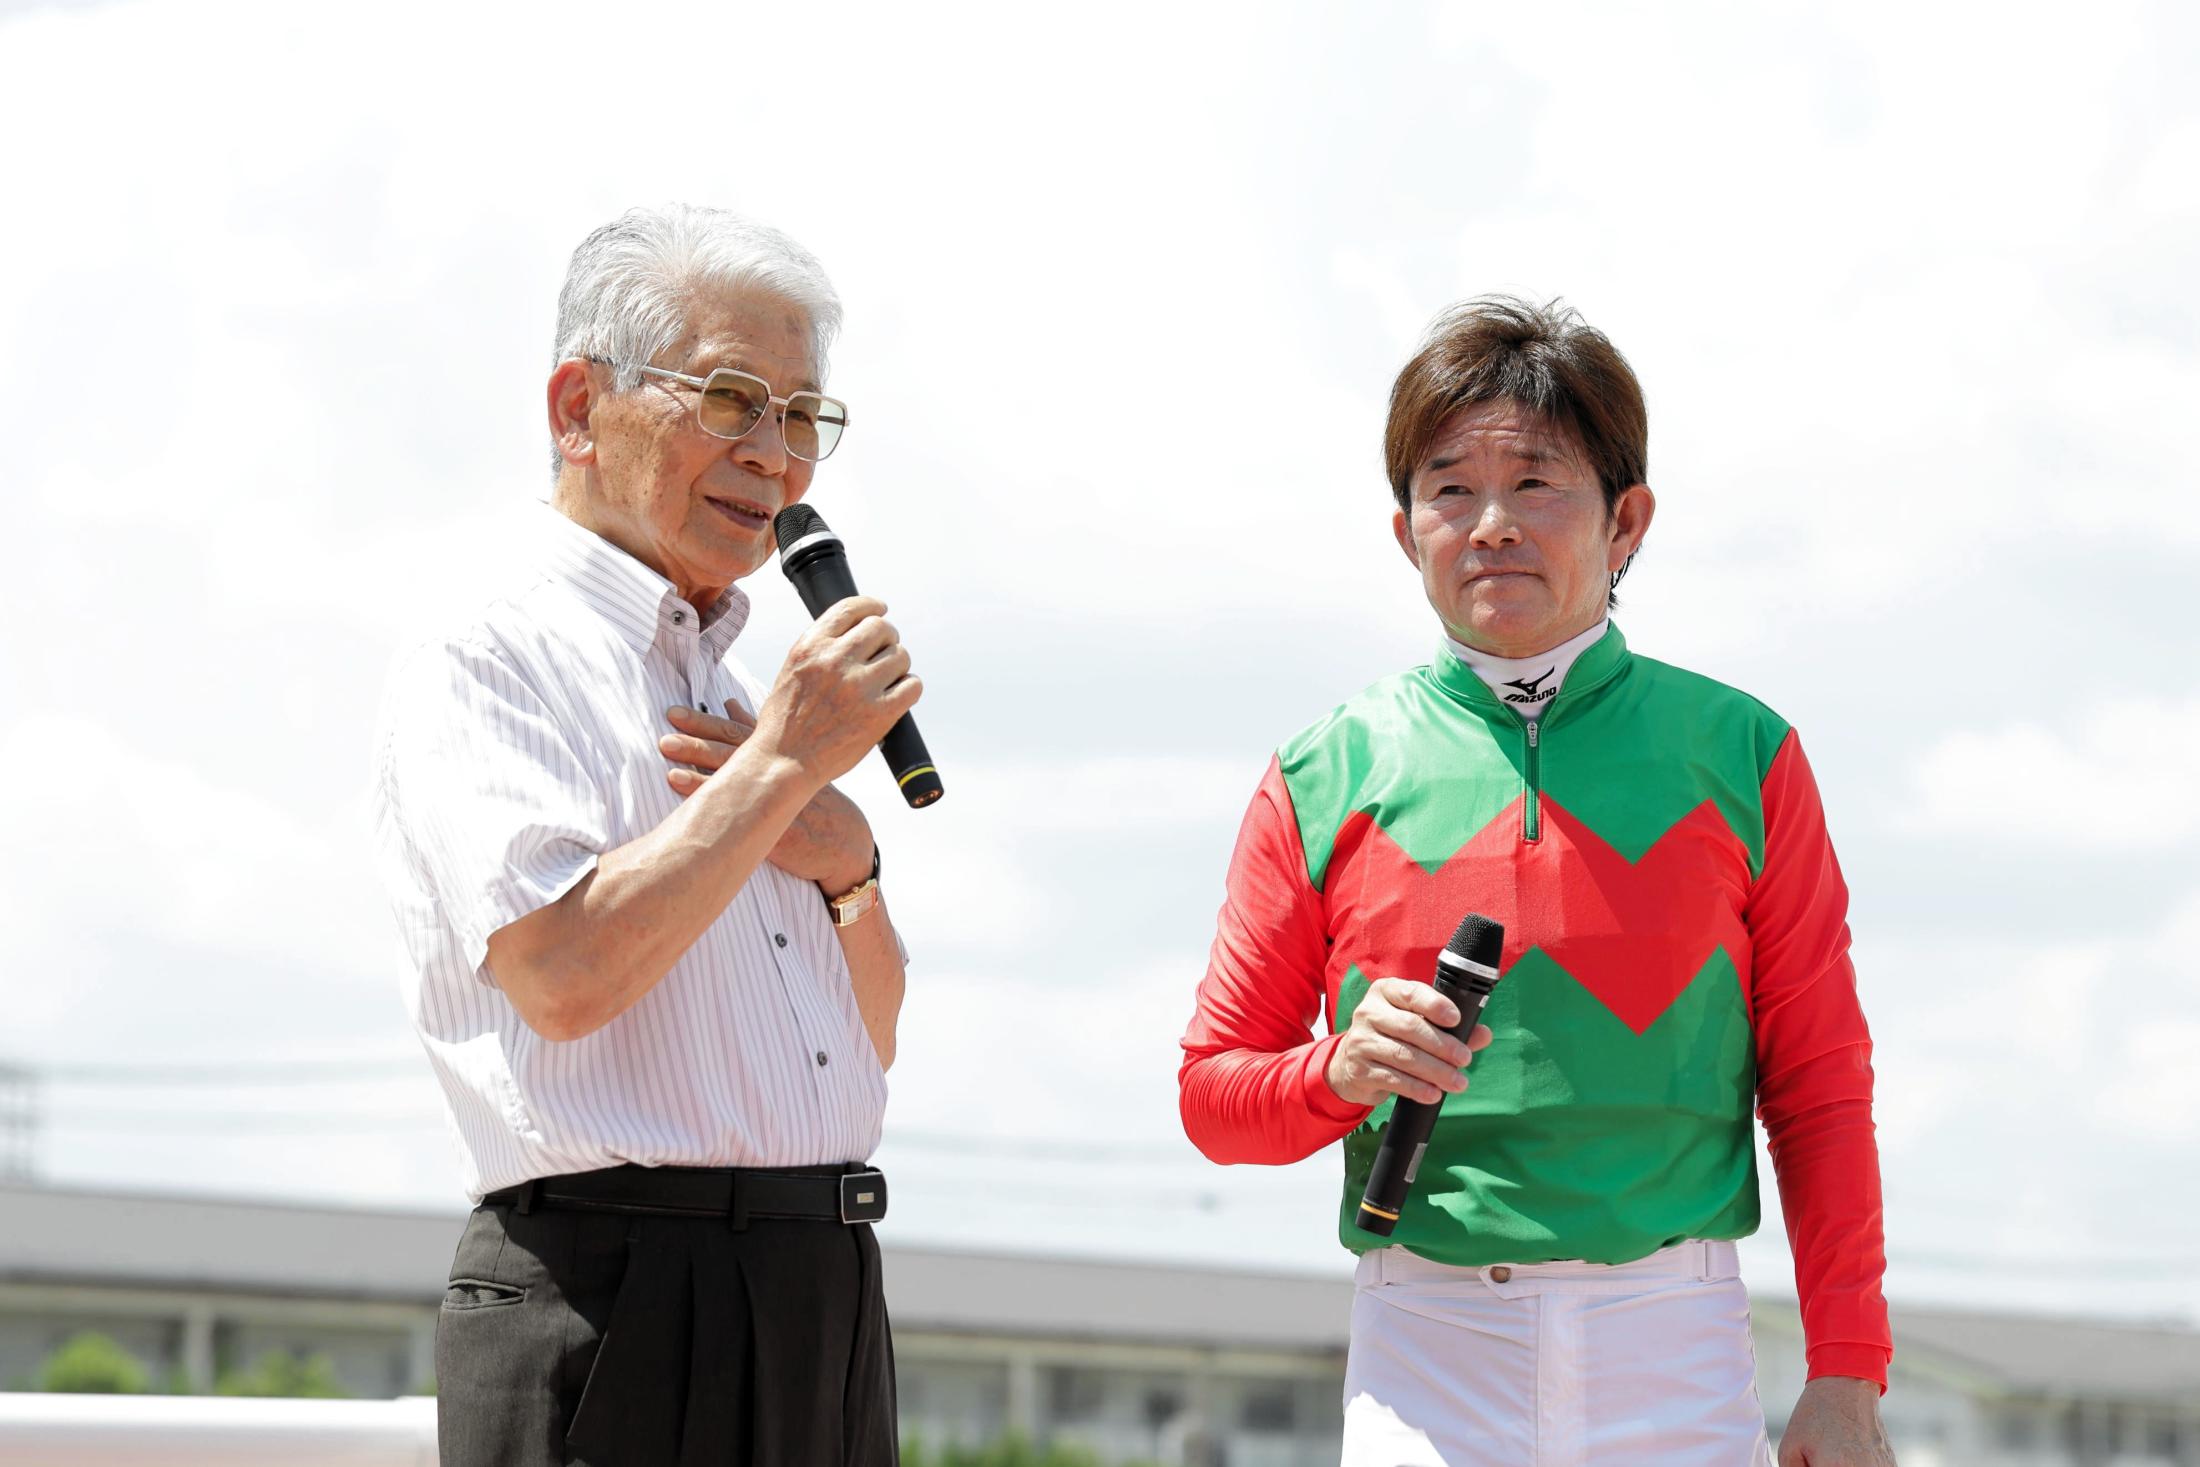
[1178, 626, 1891, 1386]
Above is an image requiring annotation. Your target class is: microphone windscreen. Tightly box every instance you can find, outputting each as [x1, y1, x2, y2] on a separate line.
[1445, 913, 1504, 970]
[773, 503, 831, 547]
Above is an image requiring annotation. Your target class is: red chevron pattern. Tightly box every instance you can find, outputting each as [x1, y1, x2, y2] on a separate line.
[1323, 796, 1753, 1034]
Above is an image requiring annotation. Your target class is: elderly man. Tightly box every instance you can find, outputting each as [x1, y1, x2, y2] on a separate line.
[1179, 298, 1895, 1466]
[372, 205, 914, 1466]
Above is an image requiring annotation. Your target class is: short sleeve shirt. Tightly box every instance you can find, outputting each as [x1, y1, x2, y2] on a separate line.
[370, 505, 886, 1200]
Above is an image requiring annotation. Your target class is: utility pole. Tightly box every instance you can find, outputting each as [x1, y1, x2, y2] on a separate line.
[0, 1062, 39, 1181]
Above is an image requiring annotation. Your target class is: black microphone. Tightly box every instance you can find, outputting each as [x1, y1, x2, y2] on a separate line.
[1354, 913, 1505, 1237]
[771, 504, 943, 809]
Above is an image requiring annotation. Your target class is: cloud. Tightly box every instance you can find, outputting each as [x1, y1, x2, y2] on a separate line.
[1847, 878, 2200, 1310]
[872, 950, 1360, 1269]
[1894, 696, 2200, 851]
[909, 755, 1257, 837]
[2097, 1020, 2200, 1142]
[0, 712, 388, 964]
[0, 712, 399, 1049]
[885, 954, 1202, 1142]
[2, 0, 2197, 1317]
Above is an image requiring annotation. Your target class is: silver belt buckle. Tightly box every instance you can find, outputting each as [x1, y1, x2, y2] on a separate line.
[838, 1169, 888, 1224]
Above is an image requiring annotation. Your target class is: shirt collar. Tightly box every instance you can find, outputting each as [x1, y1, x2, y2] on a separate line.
[1429, 620, 1630, 712]
[1445, 618, 1608, 716]
[532, 504, 752, 659]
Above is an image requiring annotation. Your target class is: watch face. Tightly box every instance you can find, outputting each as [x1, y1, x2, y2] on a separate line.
[833, 880, 878, 926]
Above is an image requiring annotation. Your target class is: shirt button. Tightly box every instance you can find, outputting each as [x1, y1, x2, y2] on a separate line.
[1489, 1265, 1513, 1283]
[815, 1051, 829, 1067]
[671, 610, 686, 625]
[774, 933, 788, 949]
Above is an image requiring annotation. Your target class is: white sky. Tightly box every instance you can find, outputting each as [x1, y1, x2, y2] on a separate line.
[2, 0, 2196, 1326]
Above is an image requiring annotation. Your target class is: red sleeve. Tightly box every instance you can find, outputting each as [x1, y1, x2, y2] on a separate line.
[1179, 757, 1372, 1164]
[1746, 730, 1892, 1388]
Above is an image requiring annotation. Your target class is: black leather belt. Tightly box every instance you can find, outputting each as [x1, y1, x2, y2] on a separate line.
[483, 1163, 887, 1227]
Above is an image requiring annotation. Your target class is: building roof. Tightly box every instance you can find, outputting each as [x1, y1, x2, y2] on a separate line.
[1875, 1303, 2200, 1406]
[0, 1181, 1349, 1353]
[5, 1182, 2197, 1400]
[882, 1242, 1351, 1354]
[0, 1182, 455, 1304]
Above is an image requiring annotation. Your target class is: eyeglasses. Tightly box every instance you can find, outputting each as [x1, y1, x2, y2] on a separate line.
[597, 359, 849, 462]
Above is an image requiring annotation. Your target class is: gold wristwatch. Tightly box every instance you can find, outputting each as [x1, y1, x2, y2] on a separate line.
[825, 846, 882, 928]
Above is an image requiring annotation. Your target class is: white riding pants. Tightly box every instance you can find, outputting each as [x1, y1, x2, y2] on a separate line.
[1342, 1239, 1774, 1467]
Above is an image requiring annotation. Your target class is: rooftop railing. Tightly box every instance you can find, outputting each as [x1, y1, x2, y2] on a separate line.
[0, 1394, 436, 1465]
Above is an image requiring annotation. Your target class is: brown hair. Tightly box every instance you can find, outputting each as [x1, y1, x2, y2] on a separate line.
[1384, 295, 1647, 516]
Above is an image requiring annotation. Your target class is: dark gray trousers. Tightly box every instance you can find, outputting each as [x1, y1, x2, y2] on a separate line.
[436, 1200, 898, 1466]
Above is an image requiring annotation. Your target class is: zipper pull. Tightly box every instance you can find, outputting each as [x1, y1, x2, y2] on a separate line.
[1527, 721, 1540, 748]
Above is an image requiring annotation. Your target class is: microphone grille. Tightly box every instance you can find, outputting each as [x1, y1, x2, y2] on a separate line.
[1445, 913, 1505, 970]
[773, 503, 830, 548]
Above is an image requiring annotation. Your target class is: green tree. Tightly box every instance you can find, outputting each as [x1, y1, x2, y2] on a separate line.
[901, 1429, 1159, 1467]
[37, 1332, 150, 1394]
[215, 1350, 350, 1398]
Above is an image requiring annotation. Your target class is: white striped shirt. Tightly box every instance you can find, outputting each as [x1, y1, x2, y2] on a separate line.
[370, 505, 886, 1201]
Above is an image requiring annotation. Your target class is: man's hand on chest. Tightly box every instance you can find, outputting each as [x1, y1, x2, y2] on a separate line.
[661, 702, 875, 893]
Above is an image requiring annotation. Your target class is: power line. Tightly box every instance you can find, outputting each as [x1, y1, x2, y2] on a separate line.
[34, 1110, 2200, 1272]
[1886, 1248, 2200, 1279]
[39, 1108, 1200, 1164]
[46, 1109, 447, 1135]
[885, 1129, 1188, 1164]
[39, 1059, 423, 1085]
[27, 1066, 2200, 1278]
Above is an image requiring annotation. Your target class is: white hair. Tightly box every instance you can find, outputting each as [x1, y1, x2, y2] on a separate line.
[549, 204, 842, 468]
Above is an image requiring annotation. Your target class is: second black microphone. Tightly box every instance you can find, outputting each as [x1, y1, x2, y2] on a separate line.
[1355, 912, 1505, 1237]
[772, 503, 944, 809]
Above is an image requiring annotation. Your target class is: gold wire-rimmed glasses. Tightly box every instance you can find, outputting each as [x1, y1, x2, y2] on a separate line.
[597, 359, 849, 462]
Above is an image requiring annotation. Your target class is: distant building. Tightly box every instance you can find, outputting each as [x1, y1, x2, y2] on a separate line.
[3, 1183, 2196, 1465]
